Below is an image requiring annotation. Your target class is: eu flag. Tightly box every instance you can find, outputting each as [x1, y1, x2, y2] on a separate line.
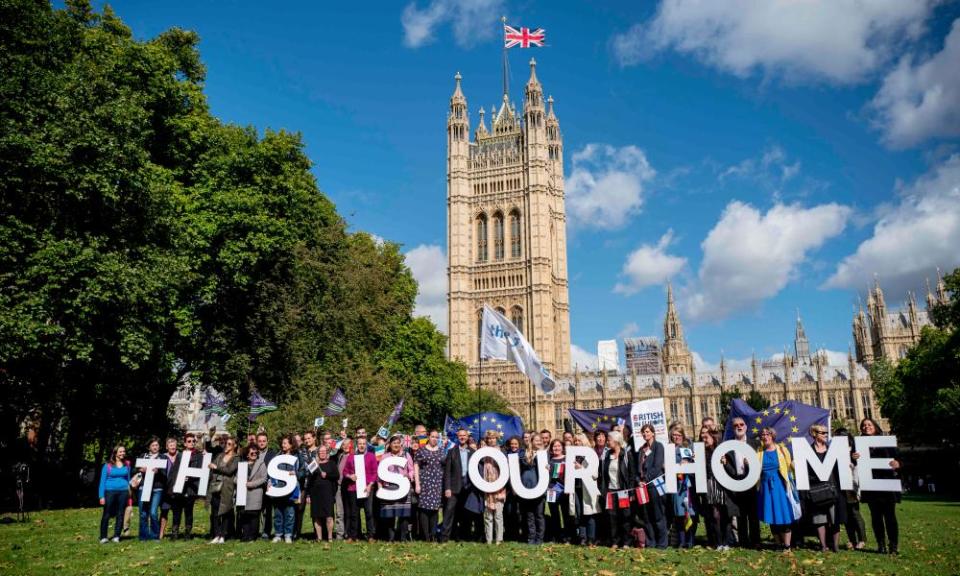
[722, 398, 829, 443]
[568, 403, 633, 434]
[444, 412, 524, 444]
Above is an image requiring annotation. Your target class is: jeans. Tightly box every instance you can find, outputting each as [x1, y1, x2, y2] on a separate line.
[100, 490, 127, 539]
[273, 500, 295, 537]
[522, 497, 545, 544]
[483, 502, 504, 543]
[138, 489, 162, 540]
[578, 514, 597, 544]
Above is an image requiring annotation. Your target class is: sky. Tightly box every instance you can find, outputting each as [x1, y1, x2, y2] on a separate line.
[103, 0, 960, 372]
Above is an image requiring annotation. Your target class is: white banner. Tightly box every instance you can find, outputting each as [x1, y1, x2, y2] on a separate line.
[480, 305, 557, 394]
[630, 398, 668, 450]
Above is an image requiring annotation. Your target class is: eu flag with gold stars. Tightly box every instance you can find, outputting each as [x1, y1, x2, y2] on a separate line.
[444, 412, 524, 444]
[722, 399, 829, 442]
[569, 403, 633, 434]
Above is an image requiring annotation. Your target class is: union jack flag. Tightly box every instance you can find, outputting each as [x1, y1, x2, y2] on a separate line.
[504, 25, 545, 49]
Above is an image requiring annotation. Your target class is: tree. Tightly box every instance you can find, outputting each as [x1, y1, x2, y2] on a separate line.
[718, 387, 743, 426]
[745, 389, 771, 412]
[872, 268, 959, 446]
[0, 1, 503, 500]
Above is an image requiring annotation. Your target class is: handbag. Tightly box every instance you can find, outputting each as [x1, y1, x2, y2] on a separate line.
[807, 481, 837, 506]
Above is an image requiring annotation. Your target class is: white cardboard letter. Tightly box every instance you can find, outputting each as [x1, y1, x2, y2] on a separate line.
[665, 442, 707, 493]
[135, 458, 166, 502]
[353, 454, 369, 498]
[508, 451, 549, 499]
[854, 435, 902, 492]
[711, 440, 761, 493]
[235, 462, 248, 507]
[265, 454, 298, 498]
[173, 452, 212, 496]
[564, 446, 600, 500]
[469, 447, 510, 493]
[377, 455, 411, 501]
[791, 437, 853, 490]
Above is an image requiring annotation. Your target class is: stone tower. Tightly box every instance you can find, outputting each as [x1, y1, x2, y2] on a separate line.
[446, 60, 572, 414]
[661, 283, 693, 374]
[794, 310, 811, 365]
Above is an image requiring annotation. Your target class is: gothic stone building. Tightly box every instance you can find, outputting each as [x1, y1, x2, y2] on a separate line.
[444, 62, 904, 436]
[446, 60, 571, 417]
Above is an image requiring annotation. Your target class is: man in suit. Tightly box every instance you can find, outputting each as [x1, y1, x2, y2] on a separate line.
[166, 433, 204, 539]
[255, 432, 277, 539]
[441, 428, 473, 542]
[724, 417, 760, 549]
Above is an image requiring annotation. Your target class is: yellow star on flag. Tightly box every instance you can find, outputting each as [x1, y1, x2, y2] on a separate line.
[751, 427, 759, 435]
[789, 415, 797, 422]
[496, 423, 503, 429]
[791, 426, 799, 433]
[755, 416, 763, 424]
[762, 410, 770, 416]
[783, 409, 790, 415]
[773, 407, 781, 414]
[591, 422, 598, 430]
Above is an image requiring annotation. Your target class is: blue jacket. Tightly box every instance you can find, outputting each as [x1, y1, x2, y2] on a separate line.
[99, 462, 130, 499]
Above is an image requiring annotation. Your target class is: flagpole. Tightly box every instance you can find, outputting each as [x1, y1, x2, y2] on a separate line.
[501, 15, 508, 98]
[478, 332, 483, 442]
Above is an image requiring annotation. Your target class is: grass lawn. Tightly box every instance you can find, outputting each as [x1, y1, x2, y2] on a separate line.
[1, 495, 958, 575]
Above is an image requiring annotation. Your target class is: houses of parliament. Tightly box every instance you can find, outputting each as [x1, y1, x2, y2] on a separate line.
[445, 61, 949, 434]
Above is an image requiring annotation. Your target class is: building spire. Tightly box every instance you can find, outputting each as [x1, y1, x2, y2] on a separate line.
[936, 267, 948, 303]
[662, 282, 692, 374]
[794, 309, 811, 365]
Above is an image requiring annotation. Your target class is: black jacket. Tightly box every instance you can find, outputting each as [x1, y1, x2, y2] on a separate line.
[636, 440, 665, 484]
[166, 449, 203, 498]
[599, 449, 635, 493]
[443, 445, 474, 494]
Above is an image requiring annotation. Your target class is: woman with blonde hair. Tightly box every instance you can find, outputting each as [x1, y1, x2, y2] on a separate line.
[804, 424, 845, 552]
[599, 430, 634, 548]
[756, 427, 797, 552]
[520, 433, 547, 544]
[482, 430, 507, 543]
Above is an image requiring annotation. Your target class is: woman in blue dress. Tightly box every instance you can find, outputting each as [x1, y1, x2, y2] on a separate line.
[756, 427, 796, 551]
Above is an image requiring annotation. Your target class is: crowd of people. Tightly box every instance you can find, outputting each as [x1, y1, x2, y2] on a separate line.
[97, 417, 901, 554]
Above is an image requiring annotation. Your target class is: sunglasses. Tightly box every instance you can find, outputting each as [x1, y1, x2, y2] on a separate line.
[734, 424, 746, 428]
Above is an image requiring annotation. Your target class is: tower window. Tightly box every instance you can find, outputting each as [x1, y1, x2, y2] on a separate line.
[510, 210, 522, 258]
[476, 214, 488, 262]
[493, 212, 505, 261]
[511, 305, 524, 334]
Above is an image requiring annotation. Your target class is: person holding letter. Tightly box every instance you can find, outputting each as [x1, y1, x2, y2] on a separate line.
[853, 417, 901, 555]
[379, 434, 415, 541]
[342, 432, 377, 542]
[756, 427, 796, 552]
[239, 444, 267, 542]
[207, 435, 238, 544]
[136, 437, 164, 541]
[722, 417, 760, 549]
[413, 429, 443, 541]
[167, 433, 202, 540]
[269, 435, 301, 543]
[520, 434, 547, 545]
[636, 423, 668, 549]
[599, 431, 634, 548]
[804, 424, 845, 552]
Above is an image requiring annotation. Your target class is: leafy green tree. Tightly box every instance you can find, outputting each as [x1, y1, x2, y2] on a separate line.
[872, 268, 959, 446]
[719, 386, 743, 426]
[745, 389, 771, 412]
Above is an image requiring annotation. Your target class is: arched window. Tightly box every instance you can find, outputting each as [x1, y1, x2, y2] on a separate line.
[476, 214, 488, 262]
[511, 305, 524, 334]
[493, 212, 505, 261]
[510, 210, 521, 258]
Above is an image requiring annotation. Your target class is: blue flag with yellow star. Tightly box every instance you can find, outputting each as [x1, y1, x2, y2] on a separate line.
[723, 399, 829, 443]
[444, 412, 524, 444]
[569, 403, 633, 434]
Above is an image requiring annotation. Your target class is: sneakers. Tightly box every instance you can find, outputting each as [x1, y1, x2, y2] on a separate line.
[284, 535, 293, 544]
[272, 536, 282, 543]
[111, 537, 120, 543]
[99, 538, 109, 544]
[209, 537, 224, 544]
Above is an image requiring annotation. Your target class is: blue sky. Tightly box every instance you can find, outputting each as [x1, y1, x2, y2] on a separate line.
[105, 0, 960, 371]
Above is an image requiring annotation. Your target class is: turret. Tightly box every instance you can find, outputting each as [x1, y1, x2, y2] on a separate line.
[523, 58, 548, 161]
[794, 309, 811, 365]
[475, 106, 488, 139]
[926, 277, 937, 310]
[936, 267, 948, 304]
[447, 72, 470, 160]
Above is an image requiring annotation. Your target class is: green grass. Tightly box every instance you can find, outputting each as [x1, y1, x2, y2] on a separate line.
[1, 496, 958, 575]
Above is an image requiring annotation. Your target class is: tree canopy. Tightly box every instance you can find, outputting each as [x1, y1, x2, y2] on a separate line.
[0, 0, 502, 498]
[871, 268, 959, 446]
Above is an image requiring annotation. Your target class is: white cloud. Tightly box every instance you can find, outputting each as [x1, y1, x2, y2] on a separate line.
[719, 145, 801, 186]
[617, 322, 641, 340]
[685, 201, 851, 321]
[566, 143, 655, 229]
[570, 344, 599, 372]
[613, 0, 934, 83]
[405, 244, 448, 333]
[872, 18, 960, 148]
[824, 154, 960, 295]
[614, 229, 687, 295]
[401, 0, 504, 48]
